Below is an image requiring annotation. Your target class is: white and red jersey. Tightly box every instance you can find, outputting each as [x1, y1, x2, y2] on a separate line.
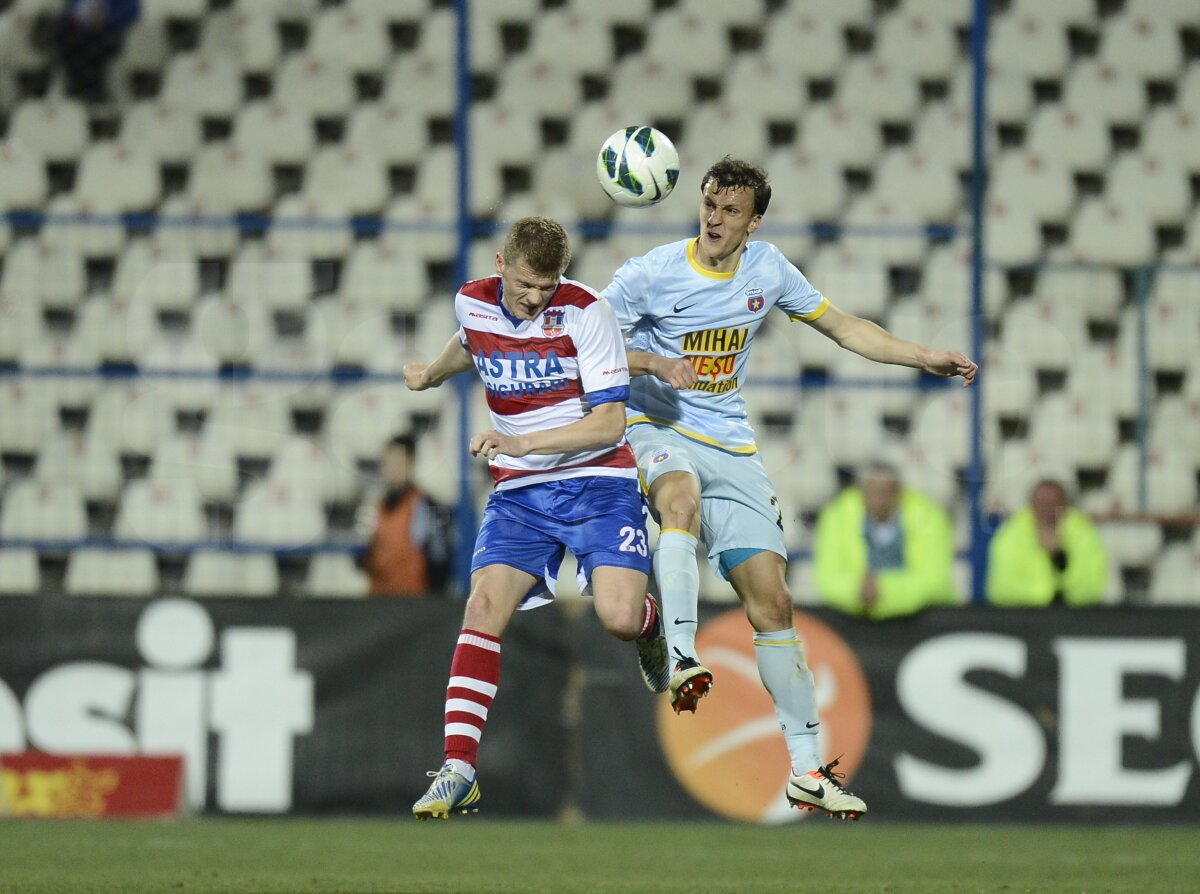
[455, 274, 637, 491]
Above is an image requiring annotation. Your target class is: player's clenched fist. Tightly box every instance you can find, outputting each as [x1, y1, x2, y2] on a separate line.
[403, 362, 431, 391]
[470, 429, 530, 460]
[652, 355, 699, 390]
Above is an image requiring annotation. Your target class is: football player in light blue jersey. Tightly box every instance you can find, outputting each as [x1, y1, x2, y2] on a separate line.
[604, 157, 977, 819]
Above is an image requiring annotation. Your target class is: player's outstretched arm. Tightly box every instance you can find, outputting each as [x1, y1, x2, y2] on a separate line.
[403, 334, 474, 391]
[470, 401, 627, 460]
[807, 303, 978, 387]
[626, 349, 698, 390]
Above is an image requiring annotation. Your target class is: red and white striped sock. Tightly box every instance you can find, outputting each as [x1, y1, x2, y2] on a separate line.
[443, 629, 501, 771]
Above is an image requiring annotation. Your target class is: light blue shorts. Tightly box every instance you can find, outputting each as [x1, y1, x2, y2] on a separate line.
[627, 423, 786, 579]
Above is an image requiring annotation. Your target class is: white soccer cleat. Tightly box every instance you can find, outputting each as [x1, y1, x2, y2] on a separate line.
[786, 757, 867, 820]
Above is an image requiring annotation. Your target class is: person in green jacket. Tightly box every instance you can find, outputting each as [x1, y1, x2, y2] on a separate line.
[814, 463, 957, 620]
[986, 479, 1108, 607]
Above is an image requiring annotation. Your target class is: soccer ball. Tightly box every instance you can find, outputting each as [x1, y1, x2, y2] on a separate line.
[596, 126, 680, 208]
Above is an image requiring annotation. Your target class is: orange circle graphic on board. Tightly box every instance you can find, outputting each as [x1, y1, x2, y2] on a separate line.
[656, 609, 872, 824]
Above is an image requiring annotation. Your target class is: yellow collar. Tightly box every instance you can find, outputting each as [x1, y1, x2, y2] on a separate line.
[686, 237, 739, 280]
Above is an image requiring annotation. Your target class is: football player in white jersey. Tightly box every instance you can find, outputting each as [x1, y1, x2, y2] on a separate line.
[604, 158, 977, 819]
[404, 217, 670, 820]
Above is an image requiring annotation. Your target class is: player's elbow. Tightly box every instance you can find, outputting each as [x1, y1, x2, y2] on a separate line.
[592, 403, 627, 446]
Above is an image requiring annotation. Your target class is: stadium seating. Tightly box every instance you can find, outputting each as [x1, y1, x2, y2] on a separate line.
[0, 0, 1197, 601]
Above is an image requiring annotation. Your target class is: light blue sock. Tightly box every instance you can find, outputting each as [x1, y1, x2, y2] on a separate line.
[754, 627, 821, 774]
[654, 529, 701, 664]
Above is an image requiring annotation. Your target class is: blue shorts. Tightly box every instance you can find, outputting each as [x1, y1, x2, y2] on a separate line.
[472, 476, 651, 610]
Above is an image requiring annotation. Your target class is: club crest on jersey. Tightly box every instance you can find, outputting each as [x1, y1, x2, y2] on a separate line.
[746, 288, 765, 313]
[652, 450, 670, 464]
[542, 308, 565, 336]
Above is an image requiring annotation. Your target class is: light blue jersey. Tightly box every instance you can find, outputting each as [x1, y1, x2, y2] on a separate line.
[602, 237, 828, 454]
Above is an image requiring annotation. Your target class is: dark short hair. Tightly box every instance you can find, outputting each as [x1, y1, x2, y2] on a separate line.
[1031, 478, 1069, 502]
[502, 216, 572, 275]
[701, 156, 772, 216]
[386, 433, 416, 456]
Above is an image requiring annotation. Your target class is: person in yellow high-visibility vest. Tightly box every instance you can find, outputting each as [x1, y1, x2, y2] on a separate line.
[986, 479, 1108, 607]
[814, 463, 957, 620]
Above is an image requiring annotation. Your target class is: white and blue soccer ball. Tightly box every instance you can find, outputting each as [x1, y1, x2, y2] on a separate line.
[596, 126, 680, 208]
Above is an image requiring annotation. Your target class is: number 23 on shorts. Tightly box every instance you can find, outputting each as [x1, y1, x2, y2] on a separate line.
[618, 525, 648, 557]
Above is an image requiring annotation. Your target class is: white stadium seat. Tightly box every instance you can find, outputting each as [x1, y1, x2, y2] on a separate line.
[339, 241, 430, 313]
[345, 102, 427, 165]
[39, 194, 128, 257]
[160, 52, 243, 117]
[1034, 265, 1124, 323]
[875, 12, 958, 79]
[88, 384, 178, 457]
[1097, 520, 1163, 569]
[1149, 545, 1200, 607]
[760, 11, 845, 79]
[305, 553, 368, 598]
[416, 7, 502, 71]
[837, 58, 921, 123]
[988, 12, 1070, 79]
[919, 241, 1009, 319]
[1009, 0, 1095, 28]
[1026, 106, 1110, 171]
[608, 56, 696, 120]
[20, 334, 101, 408]
[1141, 108, 1200, 172]
[681, 102, 770, 169]
[1149, 396, 1200, 459]
[999, 298, 1090, 367]
[234, 480, 326, 546]
[74, 142, 160, 213]
[187, 143, 274, 212]
[35, 432, 122, 503]
[524, 9, 613, 75]
[1029, 393, 1118, 469]
[798, 104, 882, 169]
[872, 148, 961, 222]
[194, 293, 275, 366]
[0, 548, 40, 595]
[9, 99, 88, 161]
[113, 240, 200, 311]
[1066, 200, 1156, 268]
[233, 101, 316, 165]
[979, 345, 1037, 421]
[840, 195, 927, 265]
[205, 385, 294, 460]
[806, 245, 890, 320]
[268, 195, 355, 261]
[1065, 347, 1139, 420]
[268, 435, 358, 505]
[65, 548, 159, 597]
[1174, 62, 1200, 116]
[385, 51, 455, 117]
[326, 384, 415, 466]
[308, 299, 393, 367]
[1062, 61, 1148, 126]
[114, 479, 207, 544]
[227, 242, 313, 311]
[950, 62, 1034, 125]
[154, 195, 241, 257]
[1099, 12, 1184, 79]
[899, 0, 970, 27]
[639, 9, 730, 78]
[184, 551, 279, 598]
[275, 54, 355, 117]
[150, 434, 239, 504]
[1, 239, 85, 310]
[0, 480, 87, 541]
[0, 382, 59, 455]
[724, 55, 807, 123]
[303, 145, 389, 216]
[1105, 445, 1198, 516]
[0, 293, 45, 364]
[120, 101, 201, 163]
[308, 6, 391, 71]
[1104, 153, 1190, 227]
[199, 8, 281, 71]
[984, 199, 1042, 266]
[137, 335, 220, 412]
[1124, 0, 1198, 26]
[991, 149, 1075, 223]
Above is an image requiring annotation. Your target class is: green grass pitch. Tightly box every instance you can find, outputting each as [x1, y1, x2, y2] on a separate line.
[1, 818, 1197, 894]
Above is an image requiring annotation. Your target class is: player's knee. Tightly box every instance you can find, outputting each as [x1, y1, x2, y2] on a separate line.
[595, 598, 642, 641]
[463, 586, 502, 630]
[746, 585, 794, 632]
[658, 491, 700, 531]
